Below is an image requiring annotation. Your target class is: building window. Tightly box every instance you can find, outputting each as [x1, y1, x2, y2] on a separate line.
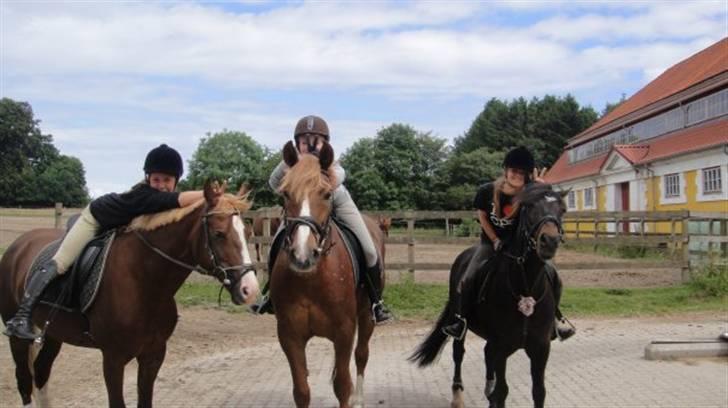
[584, 187, 594, 208]
[567, 190, 576, 209]
[703, 167, 722, 194]
[664, 173, 680, 198]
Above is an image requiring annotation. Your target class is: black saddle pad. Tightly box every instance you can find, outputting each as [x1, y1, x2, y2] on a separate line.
[267, 218, 365, 285]
[27, 230, 115, 313]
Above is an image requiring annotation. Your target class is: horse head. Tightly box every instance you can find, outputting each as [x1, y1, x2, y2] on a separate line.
[278, 140, 336, 273]
[515, 183, 567, 261]
[200, 180, 260, 305]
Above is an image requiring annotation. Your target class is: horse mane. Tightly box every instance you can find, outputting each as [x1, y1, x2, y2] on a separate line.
[127, 193, 252, 232]
[278, 155, 336, 203]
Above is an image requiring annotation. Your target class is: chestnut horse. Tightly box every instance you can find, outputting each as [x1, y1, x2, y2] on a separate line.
[252, 213, 281, 262]
[0, 181, 260, 407]
[410, 183, 567, 408]
[272, 141, 384, 408]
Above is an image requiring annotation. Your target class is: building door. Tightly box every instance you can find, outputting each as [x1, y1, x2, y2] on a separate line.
[620, 182, 630, 233]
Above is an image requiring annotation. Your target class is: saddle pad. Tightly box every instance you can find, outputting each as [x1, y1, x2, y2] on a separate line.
[27, 231, 116, 313]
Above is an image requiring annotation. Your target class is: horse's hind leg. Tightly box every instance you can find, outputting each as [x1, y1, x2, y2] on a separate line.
[32, 337, 63, 407]
[352, 299, 374, 407]
[102, 350, 133, 408]
[525, 342, 550, 408]
[9, 338, 34, 406]
[451, 335, 466, 408]
[484, 341, 495, 398]
[136, 343, 167, 408]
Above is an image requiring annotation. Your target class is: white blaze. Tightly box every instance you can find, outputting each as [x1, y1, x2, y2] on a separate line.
[232, 216, 259, 303]
[233, 216, 253, 265]
[294, 198, 312, 262]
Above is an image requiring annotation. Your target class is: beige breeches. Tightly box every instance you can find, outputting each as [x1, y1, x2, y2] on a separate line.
[52, 206, 100, 274]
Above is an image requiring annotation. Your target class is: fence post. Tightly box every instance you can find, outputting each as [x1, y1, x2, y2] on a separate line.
[445, 218, 450, 237]
[262, 217, 271, 280]
[575, 215, 580, 239]
[54, 202, 63, 229]
[681, 211, 690, 282]
[406, 212, 415, 277]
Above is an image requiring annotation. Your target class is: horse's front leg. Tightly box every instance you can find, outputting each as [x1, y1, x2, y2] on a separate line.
[103, 350, 133, 408]
[488, 346, 510, 408]
[451, 335, 466, 408]
[353, 296, 374, 408]
[136, 343, 167, 408]
[279, 331, 311, 408]
[333, 328, 355, 408]
[484, 341, 495, 398]
[525, 340, 550, 408]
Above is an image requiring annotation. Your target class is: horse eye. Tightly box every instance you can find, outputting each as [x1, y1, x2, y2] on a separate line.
[323, 191, 332, 200]
[214, 231, 226, 239]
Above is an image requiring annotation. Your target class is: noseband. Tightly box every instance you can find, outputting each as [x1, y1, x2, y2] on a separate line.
[283, 214, 332, 256]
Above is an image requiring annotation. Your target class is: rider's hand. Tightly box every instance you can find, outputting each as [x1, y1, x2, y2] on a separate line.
[493, 238, 503, 252]
[532, 167, 548, 183]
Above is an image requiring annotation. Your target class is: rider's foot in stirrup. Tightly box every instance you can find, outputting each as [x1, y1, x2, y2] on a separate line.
[250, 295, 274, 315]
[442, 315, 467, 340]
[372, 302, 393, 325]
[554, 317, 576, 341]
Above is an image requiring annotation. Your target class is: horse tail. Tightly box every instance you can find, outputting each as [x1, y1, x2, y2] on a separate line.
[408, 300, 451, 367]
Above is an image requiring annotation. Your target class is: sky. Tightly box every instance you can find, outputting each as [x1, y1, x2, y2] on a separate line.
[1, 0, 726, 198]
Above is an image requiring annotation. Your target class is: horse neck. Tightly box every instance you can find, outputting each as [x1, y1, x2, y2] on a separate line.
[130, 205, 206, 298]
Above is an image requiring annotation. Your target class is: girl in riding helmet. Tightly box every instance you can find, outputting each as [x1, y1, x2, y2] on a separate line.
[441, 146, 575, 341]
[4, 144, 206, 340]
[255, 115, 393, 324]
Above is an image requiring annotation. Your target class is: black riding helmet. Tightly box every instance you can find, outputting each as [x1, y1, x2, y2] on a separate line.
[294, 115, 330, 154]
[503, 146, 535, 180]
[143, 144, 184, 181]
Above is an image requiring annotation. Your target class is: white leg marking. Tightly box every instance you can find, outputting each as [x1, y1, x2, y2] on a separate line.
[451, 388, 464, 408]
[294, 198, 312, 263]
[352, 374, 364, 407]
[36, 384, 50, 408]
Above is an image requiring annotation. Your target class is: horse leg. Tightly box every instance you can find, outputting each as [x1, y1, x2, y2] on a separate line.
[451, 335, 466, 408]
[102, 351, 132, 408]
[488, 347, 510, 408]
[332, 334, 355, 408]
[352, 306, 374, 408]
[9, 337, 33, 406]
[136, 343, 167, 408]
[525, 342, 550, 408]
[32, 337, 63, 408]
[484, 341, 495, 398]
[280, 334, 311, 408]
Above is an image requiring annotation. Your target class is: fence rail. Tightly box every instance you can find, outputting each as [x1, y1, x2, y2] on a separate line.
[2, 205, 725, 282]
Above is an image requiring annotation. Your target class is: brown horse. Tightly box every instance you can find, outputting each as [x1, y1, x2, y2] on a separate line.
[377, 216, 392, 237]
[272, 141, 384, 408]
[0, 181, 260, 407]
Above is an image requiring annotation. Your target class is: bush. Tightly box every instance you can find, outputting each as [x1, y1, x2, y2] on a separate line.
[689, 264, 728, 297]
[454, 218, 480, 237]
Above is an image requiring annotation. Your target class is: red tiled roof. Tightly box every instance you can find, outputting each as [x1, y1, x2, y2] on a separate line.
[572, 37, 728, 144]
[546, 118, 728, 184]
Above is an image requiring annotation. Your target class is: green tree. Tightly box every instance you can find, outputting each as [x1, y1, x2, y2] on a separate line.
[340, 123, 448, 210]
[432, 148, 505, 210]
[601, 93, 627, 118]
[454, 95, 598, 167]
[0, 98, 88, 206]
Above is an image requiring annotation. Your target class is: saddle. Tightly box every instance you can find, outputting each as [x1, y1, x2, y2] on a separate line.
[26, 215, 116, 313]
[268, 216, 365, 285]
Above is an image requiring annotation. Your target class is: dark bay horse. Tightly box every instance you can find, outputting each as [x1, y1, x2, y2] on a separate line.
[410, 183, 567, 408]
[0, 181, 260, 407]
[272, 141, 384, 408]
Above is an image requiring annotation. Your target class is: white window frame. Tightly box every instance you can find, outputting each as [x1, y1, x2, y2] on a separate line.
[567, 190, 576, 209]
[583, 187, 596, 210]
[697, 165, 727, 202]
[660, 173, 686, 205]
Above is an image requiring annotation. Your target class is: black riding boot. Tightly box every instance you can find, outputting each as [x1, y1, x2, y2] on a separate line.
[545, 263, 575, 341]
[363, 260, 393, 324]
[251, 281, 274, 315]
[4, 260, 60, 340]
[442, 244, 493, 340]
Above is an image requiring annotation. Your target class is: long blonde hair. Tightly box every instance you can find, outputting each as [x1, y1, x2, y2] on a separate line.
[492, 176, 522, 219]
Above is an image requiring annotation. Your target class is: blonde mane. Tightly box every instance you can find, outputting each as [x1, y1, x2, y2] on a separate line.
[278, 155, 336, 203]
[127, 193, 252, 232]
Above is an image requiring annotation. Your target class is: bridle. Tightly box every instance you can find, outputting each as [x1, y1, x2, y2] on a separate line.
[134, 207, 256, 291]
[283, 209, 333, 258]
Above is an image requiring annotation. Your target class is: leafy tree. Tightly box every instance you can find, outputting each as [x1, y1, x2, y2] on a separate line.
[432, 147, 505, 210]
[601, 93, 627, 118]
[0, 98, 88, 206]
[340, 123, 448, 210]
[454, 95, 598, 167]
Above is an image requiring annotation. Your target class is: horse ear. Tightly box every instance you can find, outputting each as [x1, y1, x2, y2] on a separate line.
[283, 141, 298, 167]
[237, 182, 251, 197]
[204, 179, 222, 207]
[560, 188, 571, 198]
[319, 142, 334, 170]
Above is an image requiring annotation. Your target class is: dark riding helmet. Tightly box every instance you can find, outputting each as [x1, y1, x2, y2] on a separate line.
[503, 146, 535, 175]
[143, 144, 184, 180]
[294, 115, 330, 143]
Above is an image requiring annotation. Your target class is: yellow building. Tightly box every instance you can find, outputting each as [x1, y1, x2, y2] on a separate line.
[546, 38, 727, 236]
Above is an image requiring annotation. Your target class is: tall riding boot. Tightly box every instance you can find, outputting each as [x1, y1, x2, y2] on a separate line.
[363, 260, 393, 324]
[251, 281, 274, 315]
[442, 287, 469, 340]
[4, 260, 60, 340]
[545, 263, 575, 341]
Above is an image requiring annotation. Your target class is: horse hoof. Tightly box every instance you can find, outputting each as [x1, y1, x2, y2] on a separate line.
[451, 389, 465, 408]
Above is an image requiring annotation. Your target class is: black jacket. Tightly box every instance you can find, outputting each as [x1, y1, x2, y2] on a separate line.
[89, 183, 180, 230]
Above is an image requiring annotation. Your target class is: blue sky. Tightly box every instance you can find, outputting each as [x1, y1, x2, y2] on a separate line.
[1, 0, 725, 197]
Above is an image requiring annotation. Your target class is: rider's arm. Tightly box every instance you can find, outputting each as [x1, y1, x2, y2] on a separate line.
[478, 209, 499, 243]
[268, 161, 288, 193]
[331, 162, 346, 188]
[178, 191, 204, 207]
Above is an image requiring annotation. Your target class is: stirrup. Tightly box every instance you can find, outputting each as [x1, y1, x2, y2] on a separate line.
[371, 301, 393, 325]
[555, 316, 576, 341]
[442, 315, 467, 340]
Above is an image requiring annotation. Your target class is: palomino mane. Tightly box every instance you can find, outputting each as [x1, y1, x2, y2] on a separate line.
[127, 193, 252, 232]
[278, 155, 336, 204]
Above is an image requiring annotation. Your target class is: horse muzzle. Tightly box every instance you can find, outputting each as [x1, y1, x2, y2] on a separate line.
[537, 234, 560, 260]
[231, 269, 260, 305]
